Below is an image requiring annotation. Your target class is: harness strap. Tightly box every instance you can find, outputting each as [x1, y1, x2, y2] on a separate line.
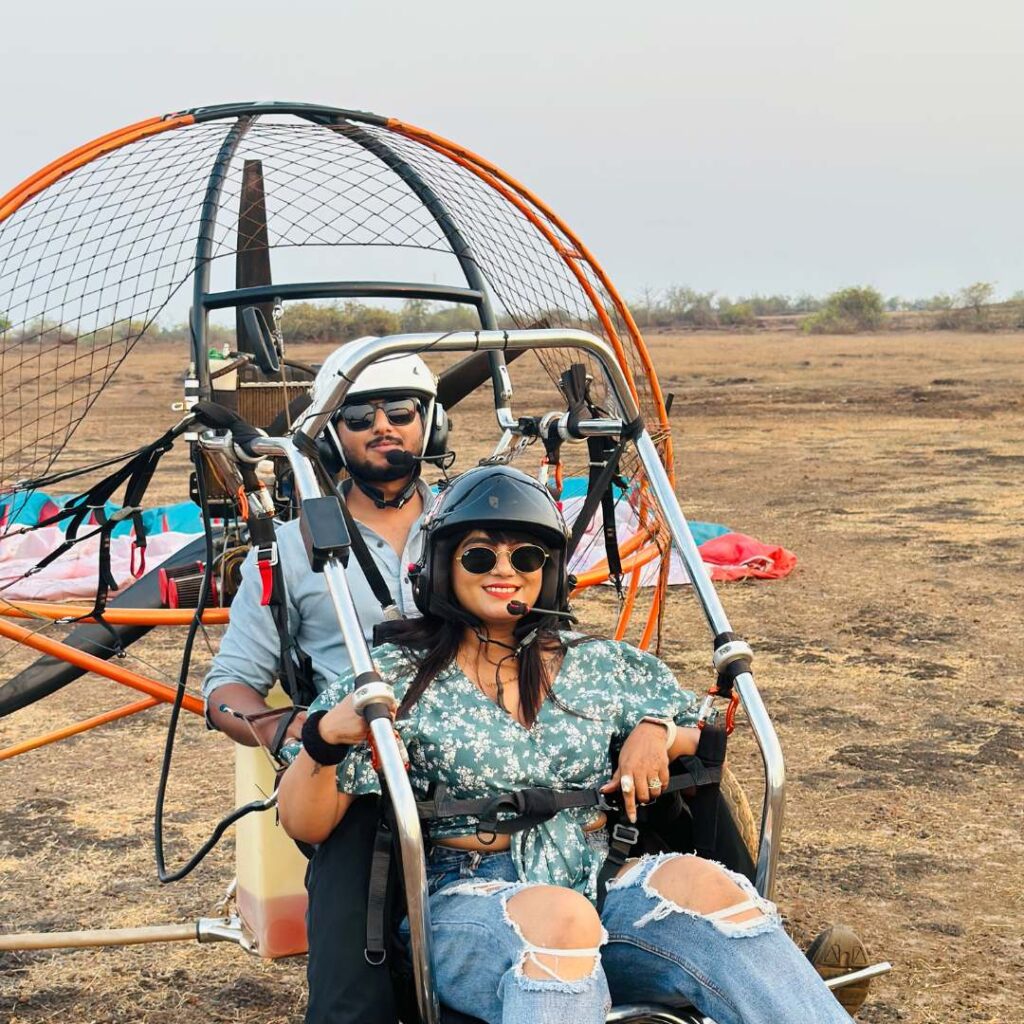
[567, 435, 627, 563]
[595, 821, 641, 911]
[365, 819, 394, 965]
[688, 724, 728, 859]
[338, 479, 399, 618]
[591, 434, 625, 595]
[248, 510, 316, 711]
[417, 768, 721, 838]
[18, 424, 181, 649]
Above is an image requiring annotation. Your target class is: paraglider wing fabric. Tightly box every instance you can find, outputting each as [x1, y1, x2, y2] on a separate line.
[0, 481, 795, 600]
[0, 526, 202, 601]
[563, 491, 796, 585]
[697, 532, 798, 582]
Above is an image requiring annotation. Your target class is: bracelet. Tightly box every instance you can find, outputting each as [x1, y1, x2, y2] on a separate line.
[301, 709, 351, 766]
[639, 715, 677, 750]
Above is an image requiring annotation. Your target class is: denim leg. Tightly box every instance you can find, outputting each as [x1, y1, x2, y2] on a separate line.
[428, 876, 611, 1024]
[601, 853, 854, 1024]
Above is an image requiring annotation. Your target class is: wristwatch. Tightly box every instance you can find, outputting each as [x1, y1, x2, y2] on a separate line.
[638, 715, 677, 750]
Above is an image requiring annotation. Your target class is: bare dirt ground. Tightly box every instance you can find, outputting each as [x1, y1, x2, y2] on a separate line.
[1, 330, 1022, 1023]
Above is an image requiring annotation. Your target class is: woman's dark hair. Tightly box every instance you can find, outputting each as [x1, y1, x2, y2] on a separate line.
[378, 528, 586, 728]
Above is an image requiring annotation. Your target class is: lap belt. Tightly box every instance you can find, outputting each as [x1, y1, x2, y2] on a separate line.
[365, 738, 726, 961]
[415, 757, 720, 842]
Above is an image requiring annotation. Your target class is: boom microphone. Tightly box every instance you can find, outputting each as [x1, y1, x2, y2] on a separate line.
[506, 600, 577, 620]
[384, 450, 419, 470]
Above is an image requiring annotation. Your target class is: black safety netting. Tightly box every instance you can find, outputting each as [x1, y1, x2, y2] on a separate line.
[0, 113, 670, 638]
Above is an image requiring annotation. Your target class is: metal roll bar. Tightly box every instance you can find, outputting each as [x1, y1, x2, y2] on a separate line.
[197, 430, 439, 1023]
[201, 327, 786, 1023]
[293, 328, 785, 900]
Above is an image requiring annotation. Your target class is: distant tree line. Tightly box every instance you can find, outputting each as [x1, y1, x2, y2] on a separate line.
[628, 281, 1011, 333]
[0, 283, 1018, 343]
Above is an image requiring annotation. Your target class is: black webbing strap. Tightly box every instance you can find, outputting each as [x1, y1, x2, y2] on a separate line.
[595, 820, 641, 911]
[365, 817, 394, 965]
[267, 706, 303, 761]
[594, 435, 624, 594]
[567, 436, 627, 561]
[416, 769, 721, 838]
[689, 725, 728, 860]
[247, 512, 316, 712]
[337, 480, 398, 617]
[21, 423, 180, 645]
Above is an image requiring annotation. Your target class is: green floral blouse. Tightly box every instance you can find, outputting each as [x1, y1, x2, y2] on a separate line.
[284, 635, 699, 901]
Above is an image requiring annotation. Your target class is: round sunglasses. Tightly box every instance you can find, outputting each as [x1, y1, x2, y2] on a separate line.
[458, 544, 549, 575]
[338, 397, 421, 432]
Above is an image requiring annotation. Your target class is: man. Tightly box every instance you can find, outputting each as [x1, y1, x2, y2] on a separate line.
[204, 347, 446, 1024]
[203, 348, 443, 745]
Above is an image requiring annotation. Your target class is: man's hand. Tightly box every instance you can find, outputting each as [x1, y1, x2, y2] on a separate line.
[208, 683, 305, 749]
[601, 721, 671, 823]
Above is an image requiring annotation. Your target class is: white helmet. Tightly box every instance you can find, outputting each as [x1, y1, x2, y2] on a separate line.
[311, 342, 446, 463]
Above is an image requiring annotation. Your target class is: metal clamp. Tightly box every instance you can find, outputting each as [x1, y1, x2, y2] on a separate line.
[353, 680, 398, 714]
[712, 639, 753, 674]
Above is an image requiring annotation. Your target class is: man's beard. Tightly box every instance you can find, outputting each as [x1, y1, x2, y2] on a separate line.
[343, 446, 416, 484]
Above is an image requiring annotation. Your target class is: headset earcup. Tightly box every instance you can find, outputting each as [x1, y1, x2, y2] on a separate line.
[409, 561, 429, 615]
[423, 403, 449, 458]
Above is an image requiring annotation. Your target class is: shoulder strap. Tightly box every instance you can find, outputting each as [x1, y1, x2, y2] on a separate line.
[336, 479, 398, 618]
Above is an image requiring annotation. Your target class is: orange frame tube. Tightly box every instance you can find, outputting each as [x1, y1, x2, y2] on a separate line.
[0, 696, 159, 762]
[0, 115, 195, 226]
[0, 104, 680, 678]
[0, 601, 229, 625]
[0, 617, 203, 715]
[387, 117, 674, 472]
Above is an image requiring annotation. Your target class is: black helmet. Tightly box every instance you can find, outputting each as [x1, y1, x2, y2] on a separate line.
[410, 464, 571, 623]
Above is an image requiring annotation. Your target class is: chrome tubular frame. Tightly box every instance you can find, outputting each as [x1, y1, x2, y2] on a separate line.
[205, 327, 786, 1021]
[197, 431, 439, 1024]
[294, 329, 785, 900]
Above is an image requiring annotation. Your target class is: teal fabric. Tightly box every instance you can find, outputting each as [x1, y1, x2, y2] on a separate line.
[285, 636, 698, 900]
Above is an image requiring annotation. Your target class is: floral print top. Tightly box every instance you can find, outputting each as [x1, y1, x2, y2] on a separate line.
[284, 635, 699, 901]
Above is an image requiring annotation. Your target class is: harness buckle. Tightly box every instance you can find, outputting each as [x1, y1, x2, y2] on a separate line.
[611, 823, 640, 847]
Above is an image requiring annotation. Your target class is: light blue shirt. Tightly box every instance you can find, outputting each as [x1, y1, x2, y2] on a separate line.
[202, 483, 428, 709]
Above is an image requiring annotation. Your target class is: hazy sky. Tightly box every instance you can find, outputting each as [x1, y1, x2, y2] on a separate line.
[3, 0, 1023, 303]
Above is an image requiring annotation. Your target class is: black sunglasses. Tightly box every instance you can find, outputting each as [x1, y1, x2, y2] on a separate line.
[338, 397, 421, 432]
[458, 544, 549, 575]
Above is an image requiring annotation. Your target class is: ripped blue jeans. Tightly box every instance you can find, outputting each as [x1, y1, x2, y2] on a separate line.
[404, 844, 853, 1024]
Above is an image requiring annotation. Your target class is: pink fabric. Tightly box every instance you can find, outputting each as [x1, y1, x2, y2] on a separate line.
[698, 532, 797, 582]
[0, 526, 201, 601]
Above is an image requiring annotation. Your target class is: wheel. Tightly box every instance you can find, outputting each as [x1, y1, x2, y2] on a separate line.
[719, 764, 759, 868]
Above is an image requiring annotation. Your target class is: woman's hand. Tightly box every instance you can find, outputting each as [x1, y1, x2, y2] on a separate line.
[601, 721, 671, 823]
[317, 693, 372, 746]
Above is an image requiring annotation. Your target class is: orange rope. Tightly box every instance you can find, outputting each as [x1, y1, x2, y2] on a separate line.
[0, 617, 203, 715]
[0, 696, 159, 762]
[0, 601, 229, 625]
[0, 115, 195, 225]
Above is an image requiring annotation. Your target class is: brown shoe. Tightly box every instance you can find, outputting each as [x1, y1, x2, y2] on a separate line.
[805, 923, 871, 1016]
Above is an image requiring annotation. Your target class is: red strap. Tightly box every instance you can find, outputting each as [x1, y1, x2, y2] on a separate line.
[130, 541, 146, 579]
[258, 557, 273, 606]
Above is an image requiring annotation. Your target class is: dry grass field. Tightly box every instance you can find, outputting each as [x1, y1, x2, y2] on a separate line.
[1, 330, 1022, 1023]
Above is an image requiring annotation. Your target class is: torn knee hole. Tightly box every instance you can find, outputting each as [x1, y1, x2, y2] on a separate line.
[518, 947, 601, 984]
[441, 879, 515, 897]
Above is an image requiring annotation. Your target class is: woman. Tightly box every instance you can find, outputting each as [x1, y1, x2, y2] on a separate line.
[279, 465, 852, 1024]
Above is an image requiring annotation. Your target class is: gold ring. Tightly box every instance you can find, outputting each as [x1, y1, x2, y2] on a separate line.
[648, 777, 662, 788]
